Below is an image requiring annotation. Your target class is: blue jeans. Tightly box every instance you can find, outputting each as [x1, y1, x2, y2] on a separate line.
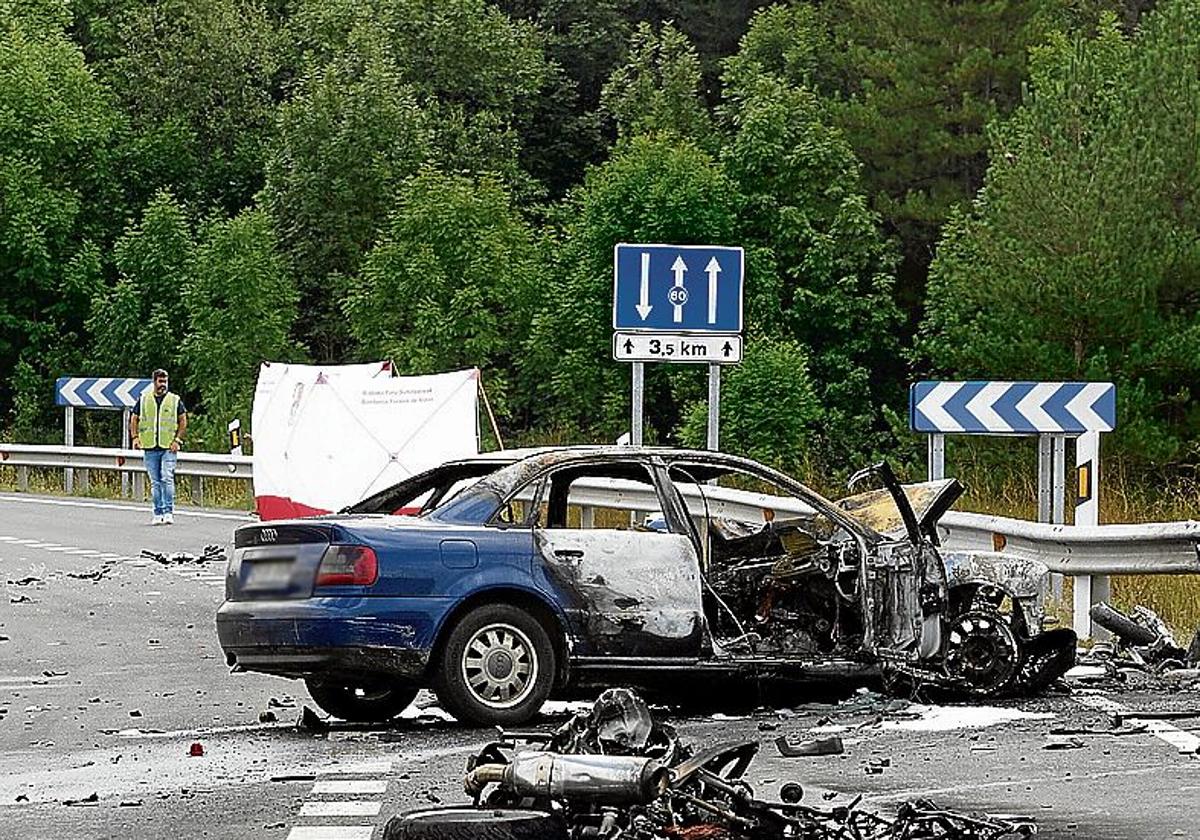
[144, 448, 178, 515]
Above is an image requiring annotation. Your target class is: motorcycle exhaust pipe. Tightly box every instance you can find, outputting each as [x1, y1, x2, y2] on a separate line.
[466, 753, 670, 805]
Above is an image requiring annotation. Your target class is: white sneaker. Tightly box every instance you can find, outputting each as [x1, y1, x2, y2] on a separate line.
[150, 514, 163, 526]
[162, 513, 174, 525]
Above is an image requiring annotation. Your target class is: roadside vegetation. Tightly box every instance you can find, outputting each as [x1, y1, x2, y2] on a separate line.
[3, 2, 1199, 627]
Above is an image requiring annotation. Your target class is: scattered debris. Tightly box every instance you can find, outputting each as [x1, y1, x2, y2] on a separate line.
[119, 799, 143, 807]
[140, 544, 226, 566]
[391, 688, 1036, 840]
[63, 792, 99, 807]
[1043, 737, 1085, 750]
[15, 795, 28, 803]
[0, 634, 10, 642]
[270, 774, 315, 783]
[10, 595, 32, 604]
[7, 576, 41, 586]
[66, 560, 119, 582]
[189, 742, 204, 757]
[297, 706, 328, 732]
[128, 709, 142, 718]
[259, 710, 278, 723]
[776, 735, 845, 757]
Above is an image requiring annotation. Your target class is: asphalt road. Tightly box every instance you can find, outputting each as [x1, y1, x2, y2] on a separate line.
[1, 492, 1198, 840]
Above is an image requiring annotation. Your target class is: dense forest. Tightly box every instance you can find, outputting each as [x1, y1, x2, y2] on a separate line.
[3, 0, 1197, 478]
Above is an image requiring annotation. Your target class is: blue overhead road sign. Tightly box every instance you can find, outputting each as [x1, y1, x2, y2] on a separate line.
[613, 243, 744, 333]
[910, 381, 1116, 434]
[56, 377, 152, 409]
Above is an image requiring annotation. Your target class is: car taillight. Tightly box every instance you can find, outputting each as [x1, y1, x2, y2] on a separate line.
[315, 545, 378, 587]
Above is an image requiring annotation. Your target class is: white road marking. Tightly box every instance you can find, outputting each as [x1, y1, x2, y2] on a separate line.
[0, 493, 250, 520]
[286, 828, 374, 840]
[1076, 695, 1200, 755]
[299, 801, 382, 817]
[317, 761, 393, 776]
[311, 780, 388, 795]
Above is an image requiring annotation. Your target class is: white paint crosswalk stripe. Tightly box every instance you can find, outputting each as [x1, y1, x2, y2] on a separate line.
[299, 801, 382, 817]
[311, 780, 388, 795]
[286, 828, 375, 840]
[1076, 695, 1200, 755]
[317, 761, 393, 776]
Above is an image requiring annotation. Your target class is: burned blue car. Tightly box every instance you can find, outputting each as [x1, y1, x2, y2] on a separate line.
[216, 447, 1075, 725]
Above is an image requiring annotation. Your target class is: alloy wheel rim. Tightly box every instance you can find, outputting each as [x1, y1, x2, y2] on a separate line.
[461, 622, 538, 709]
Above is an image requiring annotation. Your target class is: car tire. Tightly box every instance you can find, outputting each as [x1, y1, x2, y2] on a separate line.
[304, 678, 418, 723]
[434, 604, 556, 726]
[384, 808, 567, 840]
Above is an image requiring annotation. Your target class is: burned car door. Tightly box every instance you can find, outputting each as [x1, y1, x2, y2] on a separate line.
[529, 461, 705, 658]
[663, 460, 871, 662]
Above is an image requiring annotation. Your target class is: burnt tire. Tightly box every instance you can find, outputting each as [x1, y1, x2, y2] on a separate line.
[304, 679, 417, 723]
[384, 808, 567, 840]
[1089, 603, 1158, 646]
[1018, 628, 1078, 693]
[434, 604, 556, 726]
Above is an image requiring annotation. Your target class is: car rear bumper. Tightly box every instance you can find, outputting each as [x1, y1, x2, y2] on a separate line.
[216, 596, 452, 681]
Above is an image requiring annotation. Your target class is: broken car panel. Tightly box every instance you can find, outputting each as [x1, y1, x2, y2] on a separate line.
[216, 447, 1076, 725]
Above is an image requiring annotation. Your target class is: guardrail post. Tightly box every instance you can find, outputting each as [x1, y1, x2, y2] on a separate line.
[17, 466, 28, 492]
[64, 406, 74, 493]
[191, 475, 203, 506]
[133, 470, 144, 503]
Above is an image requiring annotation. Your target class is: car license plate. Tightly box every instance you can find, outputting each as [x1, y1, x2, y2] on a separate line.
[244, 559, 293, 589]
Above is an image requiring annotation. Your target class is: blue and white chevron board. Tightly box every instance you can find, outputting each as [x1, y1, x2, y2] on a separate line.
[910, 381, 1116, 434]
[55, 377, 151, 409]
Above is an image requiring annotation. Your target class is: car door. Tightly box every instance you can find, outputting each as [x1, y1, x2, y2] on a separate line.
[530, 459, 705, 658]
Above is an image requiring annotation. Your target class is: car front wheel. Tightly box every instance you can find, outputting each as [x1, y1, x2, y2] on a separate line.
[304, 678, 418, 723]
[435, 604, 555, 726]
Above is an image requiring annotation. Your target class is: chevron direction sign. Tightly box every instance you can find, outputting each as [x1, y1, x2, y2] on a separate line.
[55, 377, 151, 409]
[910, 381, 1116, 434]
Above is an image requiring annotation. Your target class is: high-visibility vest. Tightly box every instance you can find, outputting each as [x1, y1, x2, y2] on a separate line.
[138, 391, 181, 449]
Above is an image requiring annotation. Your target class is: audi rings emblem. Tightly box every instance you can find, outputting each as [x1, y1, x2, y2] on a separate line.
[260, 528, 278, 543]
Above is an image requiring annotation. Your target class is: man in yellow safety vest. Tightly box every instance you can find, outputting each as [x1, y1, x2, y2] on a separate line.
[129, 369, 189, 525]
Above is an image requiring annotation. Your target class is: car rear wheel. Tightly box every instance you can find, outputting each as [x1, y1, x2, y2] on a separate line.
[435, 604, 555, 726]
[304, 678, 418, 723]
[384, 808, 567, 840]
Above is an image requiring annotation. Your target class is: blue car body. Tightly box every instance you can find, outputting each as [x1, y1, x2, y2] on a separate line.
[216, 446, 1075, 723]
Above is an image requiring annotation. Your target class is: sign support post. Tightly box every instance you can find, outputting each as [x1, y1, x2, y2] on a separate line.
[631, 362, 645, 446]
[64, 405, 74, 493]
[121, 409, 131, 498]
[927, 434, 945, 481]
[706, 364, 721, 450]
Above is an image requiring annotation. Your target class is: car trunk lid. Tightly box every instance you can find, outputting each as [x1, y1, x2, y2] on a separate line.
[227, 522, 334, 600]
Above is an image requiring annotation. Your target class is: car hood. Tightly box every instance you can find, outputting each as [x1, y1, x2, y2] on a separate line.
[835, 479, 964, 537]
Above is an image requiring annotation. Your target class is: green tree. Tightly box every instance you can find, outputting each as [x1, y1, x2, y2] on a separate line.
[345, 169, 543, 419]
[521, 135, 741, 437]
[0, 0, 117, 432]
[921, 3, 1200, 462]
[720, 11, 902, 459]
[677, 337, 823, 471]
[601, 22, 713, 145]
[99, 0, 282, 213]
[816, 0, 1071, 313]
[267, 0, 547, 360]
[87, 191, 194, 379]
[181, 208, 300, 440]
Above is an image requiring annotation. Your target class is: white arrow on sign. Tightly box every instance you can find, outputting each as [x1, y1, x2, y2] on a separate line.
[61, 378, 85, 406]
[1065, 382, 1112, 432]
[115, 379, 139, 405]
[964, 381, 1008, 432]
[917, 381, 963, 432]
[636, 252, 652, 321]
[85, 379, 107, 405]
[671, 256, 687, 323]
[705, 257, 720, 324]
[1016, 382, 1061, 432]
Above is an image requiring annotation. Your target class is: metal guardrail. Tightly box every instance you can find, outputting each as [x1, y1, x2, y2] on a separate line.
[0, 443, 252, 478]
[3, 443, 1198, 576]
[938, 511, 1200, 576]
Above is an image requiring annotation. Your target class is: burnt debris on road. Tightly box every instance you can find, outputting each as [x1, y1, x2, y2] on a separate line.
[385, 688, 1037, 840]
